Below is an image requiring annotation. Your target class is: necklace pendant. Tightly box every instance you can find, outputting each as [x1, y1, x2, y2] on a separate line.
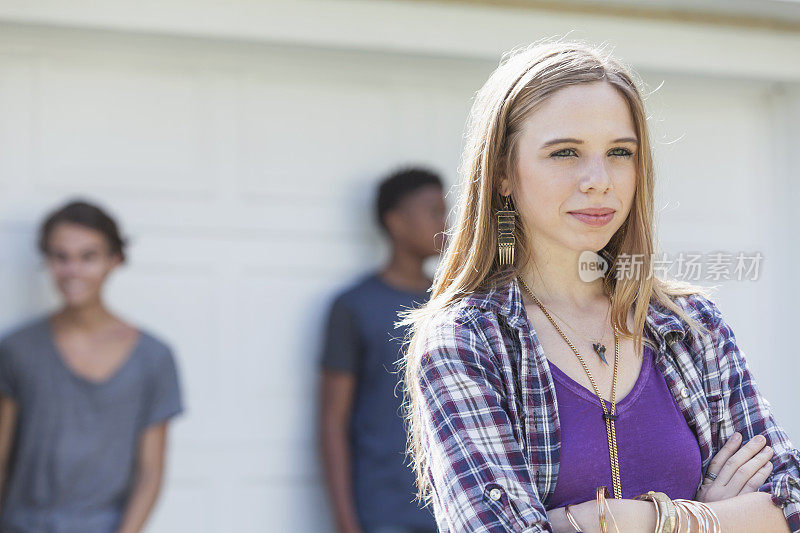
[593, 342, 609, 365]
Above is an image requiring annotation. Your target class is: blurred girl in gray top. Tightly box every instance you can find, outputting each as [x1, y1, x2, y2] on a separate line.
[0, 200, 184, 533]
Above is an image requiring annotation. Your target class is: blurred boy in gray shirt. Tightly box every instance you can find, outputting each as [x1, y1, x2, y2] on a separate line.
[318, 168, 446, 533]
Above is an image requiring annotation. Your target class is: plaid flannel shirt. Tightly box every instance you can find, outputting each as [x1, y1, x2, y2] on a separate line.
[416, 276, 800, 532]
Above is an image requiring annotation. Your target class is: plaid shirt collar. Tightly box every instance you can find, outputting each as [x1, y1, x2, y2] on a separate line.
[461, 274, 687, 351]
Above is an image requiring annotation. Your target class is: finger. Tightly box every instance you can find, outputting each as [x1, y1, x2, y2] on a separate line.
[717, 434, 767, 486]
[738, 460, 774, 496]
[719, 436, 767, 487]
[706, 432, 742, 482]
[728, 445, 772, 493]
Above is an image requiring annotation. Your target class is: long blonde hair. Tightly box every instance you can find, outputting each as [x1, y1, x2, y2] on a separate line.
[396, 37, 715, 507]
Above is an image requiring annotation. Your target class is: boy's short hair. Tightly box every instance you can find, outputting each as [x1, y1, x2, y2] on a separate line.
[376, 166, 443, 233]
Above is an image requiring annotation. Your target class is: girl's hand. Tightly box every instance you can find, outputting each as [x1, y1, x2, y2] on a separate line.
[696, 432, 774, 502]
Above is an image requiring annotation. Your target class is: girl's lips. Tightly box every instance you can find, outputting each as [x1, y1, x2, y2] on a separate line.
[569, 211, 614, 227]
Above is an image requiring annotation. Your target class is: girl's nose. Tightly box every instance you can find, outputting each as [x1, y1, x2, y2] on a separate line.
[579, 159, 612, 193]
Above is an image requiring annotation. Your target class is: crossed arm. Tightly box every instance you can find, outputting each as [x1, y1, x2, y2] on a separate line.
[415, 306, 800, 532]
[547, 491, 790, 533]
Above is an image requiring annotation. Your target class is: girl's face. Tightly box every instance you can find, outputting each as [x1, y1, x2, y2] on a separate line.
[500, 80, 638, 258]
[44, 222, 121, 308]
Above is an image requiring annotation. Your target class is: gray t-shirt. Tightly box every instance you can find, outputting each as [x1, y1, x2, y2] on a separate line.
[0, 315, 184, 533]
[319, 272, 436, 530]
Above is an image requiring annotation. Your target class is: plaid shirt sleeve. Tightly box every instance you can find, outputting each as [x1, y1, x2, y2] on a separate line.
[416, 310, 553, 532]
[702, 296, 800, 532]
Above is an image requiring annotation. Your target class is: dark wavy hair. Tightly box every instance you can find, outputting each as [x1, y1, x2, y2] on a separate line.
[38, 199, 128, 263]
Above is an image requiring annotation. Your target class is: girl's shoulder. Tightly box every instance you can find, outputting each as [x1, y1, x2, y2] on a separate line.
[671, 292, 723, 326]
[0, 314, 51, 354]
[417, 293, 510, 369]
[133, 327, 178, 373]
[651, 291, 725, 343]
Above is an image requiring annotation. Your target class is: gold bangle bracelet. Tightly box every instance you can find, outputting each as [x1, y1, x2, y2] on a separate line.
[676, 500, 704, 533]
[596, 486, 610, 533]
[603, 493, 621, 533]
[694, 500, 721, 532]
[633, 490, 678, 533]
[564, 504, 582, 533]
[674, 499, 721, 533]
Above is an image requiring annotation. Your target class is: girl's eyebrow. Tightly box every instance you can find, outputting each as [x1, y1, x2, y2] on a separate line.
[540, 137, 639, 148]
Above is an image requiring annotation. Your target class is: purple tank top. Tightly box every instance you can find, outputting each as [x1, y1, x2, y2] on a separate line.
[546, 343, 702, 509]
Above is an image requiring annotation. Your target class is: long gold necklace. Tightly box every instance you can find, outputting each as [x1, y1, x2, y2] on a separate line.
[537, 299, 612, 366]
[517, 276, 623, 499]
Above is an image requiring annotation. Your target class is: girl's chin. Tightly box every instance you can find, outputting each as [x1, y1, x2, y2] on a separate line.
[567, 235, 612, 251]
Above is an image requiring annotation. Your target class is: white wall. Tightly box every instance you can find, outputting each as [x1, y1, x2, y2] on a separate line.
[0, 2, 797, 531]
